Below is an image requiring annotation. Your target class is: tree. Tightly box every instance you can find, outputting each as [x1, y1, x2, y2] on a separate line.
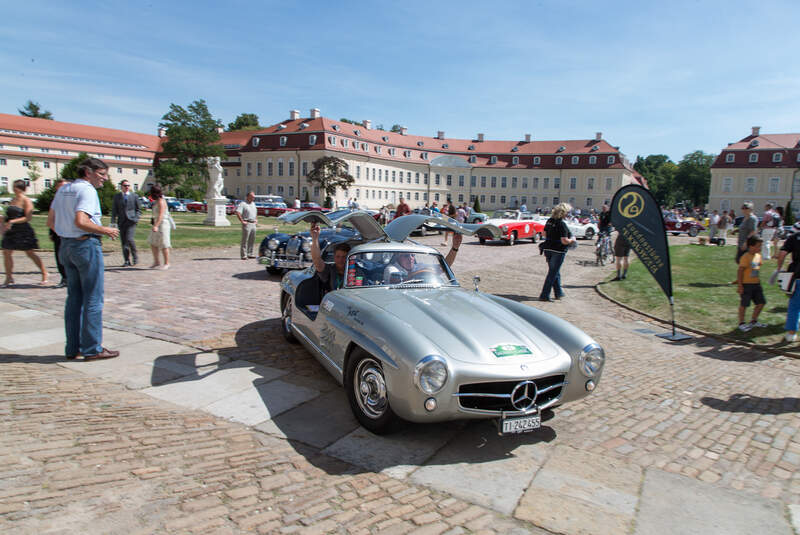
[473, 197, 482, 214]
[227, 113, 260, 131]
[390, 124, 403, 133]
[303, 189, 310, 202]
[19, 100, 53, 120]
[339, 118, 364, 127]
[155, 99, 225, 192]
[674, 151, 714, 207]
[26, 160, 43, 190]
[634, 154, 678, 207]
[307, 157, 355, 209]
[60, 152, 89, 180]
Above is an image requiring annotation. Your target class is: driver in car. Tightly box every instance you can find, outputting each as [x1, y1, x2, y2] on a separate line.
[383, 233, 462, 284]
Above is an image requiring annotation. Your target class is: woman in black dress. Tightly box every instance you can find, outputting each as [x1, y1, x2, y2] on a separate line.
[2, 180, 49, 287]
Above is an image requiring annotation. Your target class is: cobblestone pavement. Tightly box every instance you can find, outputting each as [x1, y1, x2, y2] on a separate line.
[2, 232, 800, 533]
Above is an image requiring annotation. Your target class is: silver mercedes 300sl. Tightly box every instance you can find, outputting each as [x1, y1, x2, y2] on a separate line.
[279, 210, 605, 435]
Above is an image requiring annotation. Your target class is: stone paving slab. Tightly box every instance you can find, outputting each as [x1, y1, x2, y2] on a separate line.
[0, 327, 65, 352]
[634, 469, 791, 535]
[203, 377, 320, 426]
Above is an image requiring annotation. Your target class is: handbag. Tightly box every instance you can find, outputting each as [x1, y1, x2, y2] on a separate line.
[777, 271, 796, 295]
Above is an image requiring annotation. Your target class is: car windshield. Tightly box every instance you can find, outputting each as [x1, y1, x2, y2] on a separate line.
[492, 210, 517, 219]
[344, 251, 458, 288]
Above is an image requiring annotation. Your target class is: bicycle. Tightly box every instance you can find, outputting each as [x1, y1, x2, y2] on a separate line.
[595, 231, 614, 266]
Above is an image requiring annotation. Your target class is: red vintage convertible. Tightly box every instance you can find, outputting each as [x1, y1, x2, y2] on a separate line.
[480, 210, 545, 245]
[184, 200, 237, 215]
[663, 215, 706, 237]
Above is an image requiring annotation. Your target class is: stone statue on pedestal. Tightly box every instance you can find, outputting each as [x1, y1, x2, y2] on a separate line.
[203, 156, 230, 226]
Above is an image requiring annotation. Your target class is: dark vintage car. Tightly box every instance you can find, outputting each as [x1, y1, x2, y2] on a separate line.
[258, 209, 360, 275]
[663, 216, 706, 237]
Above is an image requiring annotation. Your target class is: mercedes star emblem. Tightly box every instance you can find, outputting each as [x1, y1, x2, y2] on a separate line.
[510, 380, 538, 411]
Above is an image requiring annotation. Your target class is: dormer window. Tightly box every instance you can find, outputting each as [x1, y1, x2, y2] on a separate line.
[382, 136, 389, 142]
[557, 146, 566, 152]
[299, 122, 309, 130]
[773, 152, 783, 163]
[570, 156, 578, 165]
[589, 155, 597, 165]
[342, 139, 349, 148]
[725, 153, 735, 163]
[490, 156, 497, 164]
[361, 143, 368, 151]
[309, 135, 317, 145]
[607, 155, 615, 164]
[469, 155, 477, 163]
[332, 124, 340, 131]
[328, 135, 337, 146]
[375, 146, 381, 153]
[442, 143, 449, 149]
[277, 124, 287, 130]
[797, 153, 800, 163]
[533, 156, 541, 165]
[251, 137, 260, 148]
[354, 129, 361, 136]
[468, 145, 475, 150]
[749, 139, 760, 148]
[749, 153, 758, 163]
[404, 150, 411, 158]
[511, 146, 519, 152]
[279, 136, 287, 147]
[590, 145, 599, 151]
[417, 141, 424, 147]
[555, 156, 563, 165]
[389, 148, 396, 156]
[421, 152, 428, 160]
[512, 156, 519, 165]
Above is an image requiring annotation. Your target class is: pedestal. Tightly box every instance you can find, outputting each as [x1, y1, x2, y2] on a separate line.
[203, 197, 231, 226]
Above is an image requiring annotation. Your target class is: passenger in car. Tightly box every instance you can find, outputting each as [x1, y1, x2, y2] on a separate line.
[310, 222, 350, 293]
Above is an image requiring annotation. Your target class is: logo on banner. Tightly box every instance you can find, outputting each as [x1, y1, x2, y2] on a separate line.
[617, 191, 644, 218]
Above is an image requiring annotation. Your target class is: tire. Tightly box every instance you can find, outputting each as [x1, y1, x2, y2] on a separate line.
[584, 228, 595, 240]
[671, 232, 680, 236]
[281, 293, 298, 344]
[507, 232, 517, 246]
[688, 227, 698, 237]
[479, 237, 487, 245]
[345, 348, 400, 434]
[267, 267, 283, 276]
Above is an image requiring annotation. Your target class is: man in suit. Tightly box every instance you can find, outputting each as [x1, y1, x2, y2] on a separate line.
[111, 180, 141, 266]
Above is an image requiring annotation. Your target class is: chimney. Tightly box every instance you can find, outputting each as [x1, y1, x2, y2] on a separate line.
[437, 131, 445, 140]
[290, 109, 300, 120]
[216, 126, 224, 134]
[158, 127, 167, 137]
[595, 132, 602, 141]
[477, 133, 484, 142]
[400, 126, 408, 136]
[310, 108, 321, 119]
[751, 126, 761, 137]
[524, 134, 531, 143]
[364, 120, 372, 130]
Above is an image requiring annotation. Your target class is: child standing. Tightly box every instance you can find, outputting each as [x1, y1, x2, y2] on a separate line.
[737, 236, 767, 332]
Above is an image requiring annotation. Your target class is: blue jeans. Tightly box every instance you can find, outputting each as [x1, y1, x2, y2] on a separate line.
[785, 283, 800, 332]
[60, 237, 104, 356]
[540, 250, 566, 299]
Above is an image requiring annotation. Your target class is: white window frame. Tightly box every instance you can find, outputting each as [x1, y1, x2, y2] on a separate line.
[490, 156, 497, 164]
[772, 152, 783, 163]
[555, 156, 563, 165]
[589, 156, 597, 165]
[607, 155, 615, 164]
[768, 177, 780, 193]
[533, 156, 541, 165]
[725, 153, 735, 163]
[749, 153, 758, 163]
[279, 136, 287, 147]
[571, 156, 579, 165]
[744, 177, 756, 193]
[722, 177, 733, 193]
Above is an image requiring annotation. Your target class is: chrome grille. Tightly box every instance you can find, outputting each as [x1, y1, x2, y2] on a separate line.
[286, 237, 302, 257]
[455, 375, 565, 412]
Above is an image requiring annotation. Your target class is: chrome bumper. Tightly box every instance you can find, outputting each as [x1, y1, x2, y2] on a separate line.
[258, 252, 312, 270]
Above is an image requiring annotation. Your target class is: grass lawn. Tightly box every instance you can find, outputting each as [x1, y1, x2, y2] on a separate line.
[601, 243, 792, 348]
[23, 211, 309, 251]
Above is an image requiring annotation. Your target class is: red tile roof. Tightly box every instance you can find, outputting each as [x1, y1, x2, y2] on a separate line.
[712, 131, 800, 168]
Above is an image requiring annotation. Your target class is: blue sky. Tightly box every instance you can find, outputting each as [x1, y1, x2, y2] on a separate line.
[2, 0, 798, 162]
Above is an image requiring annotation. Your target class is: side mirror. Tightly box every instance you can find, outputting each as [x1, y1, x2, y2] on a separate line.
[473, 275, 481, 292]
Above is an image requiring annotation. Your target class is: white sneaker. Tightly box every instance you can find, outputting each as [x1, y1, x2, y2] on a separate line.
[785, 333, 797, 342]
[738, 323, 752, 332]
[749, 321, 767, 329]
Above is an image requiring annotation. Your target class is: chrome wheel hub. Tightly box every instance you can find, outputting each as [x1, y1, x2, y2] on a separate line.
[355, 358, 388, 419]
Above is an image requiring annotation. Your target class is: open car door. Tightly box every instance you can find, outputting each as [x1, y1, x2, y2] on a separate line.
[279, 209, 388, 241]
[384, 214, 501, 242]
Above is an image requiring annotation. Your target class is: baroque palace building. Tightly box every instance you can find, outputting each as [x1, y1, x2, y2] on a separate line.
[708, 127, 800, 214]
[1, 109, 644, 212]
[0, 113, 159, 194]
[220, 109, 644, 211]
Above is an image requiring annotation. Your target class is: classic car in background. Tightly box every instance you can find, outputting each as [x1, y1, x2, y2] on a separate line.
[278, 211, 604, 434]
[257, 202, 296, 217]
[259, 209, 361, 275]
[565, 218, 599, 240]
[184, 200, 237, 215]
[164, 197, 187, 212]
[480, 210, 545, 245]
[664, 215, 706, 237]
[299, 202, 326, 211]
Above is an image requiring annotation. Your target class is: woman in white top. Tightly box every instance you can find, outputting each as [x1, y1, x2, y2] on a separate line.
[146, 185, 171, 269]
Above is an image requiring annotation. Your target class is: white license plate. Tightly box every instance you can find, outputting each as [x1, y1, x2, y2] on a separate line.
[501, 414, 541, 434]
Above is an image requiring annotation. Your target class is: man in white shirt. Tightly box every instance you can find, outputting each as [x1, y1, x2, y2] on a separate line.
[709, 210, 720, 241]
[47, 158, 120, 361]
[293, 197, 301, 210]
[236, 192, 258, 259]
[760, 203, 777, 259]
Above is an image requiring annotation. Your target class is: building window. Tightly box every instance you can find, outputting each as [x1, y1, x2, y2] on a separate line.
[589, 156, 597, 165]
[314, 186, 320, 196]
[553, 196, 559, 205]
[277, 185, 284, 194]
[722, 177, 733, 192]
[392, 170, 396, 182]
[362, 143, 368, 151]
[769, 177, 780, 193]
[586, 198, 593, 207]
[522, 177, 528, 188]
[22, 159, 30, 167]
[415, 172, 420, 184]
[533, 156, 541, 165]
[481, 176, 486, 187]
[246, 162, 252, 176]
[490, 156, 497, 164]
[435, 193, 440, 201]
[0, 158, 5, 165]
[375, 146, 382, 154]
[309, 135, 317, 145]
[328, 135, 336, 145]
[236, 169, 240, 177]
[407, 172, 411, 183]
[44, 179, 52, 188]
[744, 177, 756, 192]
[278, 160, 284, 176]
[458, 194, 464, 202]
[726, 153, 735, 163]
[356, 166, 361, 179]
[512, 156, 519, 165]
[279, 136, 287, 146]
[511, 177, 517, 188]
[289, 160, 295, 176]
[480, 195, 485, 203]
[446, 174, 452, 186]
[607, 155, 615, 164]
[553, 177, 561, 189]
[257, 162, 262, 176]
[490, 195, 496, 204]
[571, 156, 579, 165]
[43, 161, 50, 169]
[569, 177, 577, 189]
[773, 152, 783, 163]
[469, 155, 476, 163]
[421, 152, 428, 160]
[500, 195, 506, 205]
[268, 160, 273, 176]
[587, 177, 594, 190]
[544, 177, 550, 189]
[435, 174, 440, 185]
[501, 177, 507, 188]
[133, 169, 138, 175]
[491, 176, 497, 187]
[342, 139, 349, 148]
[555, 156, 563, 165]
[302, 161, 308, 176]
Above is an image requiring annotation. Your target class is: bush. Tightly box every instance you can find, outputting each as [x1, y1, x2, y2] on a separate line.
[324, 196, 333, 209]
[785, 201, 795, 226]
[98, 179, 117, 215]
[472, 197, 482, 213]
[35, 182, 59, 211]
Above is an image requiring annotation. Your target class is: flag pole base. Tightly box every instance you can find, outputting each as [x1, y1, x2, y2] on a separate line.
[655, 332, 692, 341]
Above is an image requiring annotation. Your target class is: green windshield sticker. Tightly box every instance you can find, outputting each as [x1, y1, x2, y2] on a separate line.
[491, 344, 532, 358]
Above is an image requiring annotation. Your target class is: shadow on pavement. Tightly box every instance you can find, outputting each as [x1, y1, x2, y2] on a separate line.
[0, 353, 67, 364]
[149, 318, 557, 475]
[700, 393, 800, 414]
[231, 270, 270, 281]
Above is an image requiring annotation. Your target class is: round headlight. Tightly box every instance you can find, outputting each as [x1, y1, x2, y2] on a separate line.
[267, 238, 279, 251]
[579, 343, 605, 377]
[301, 238, 312, 252]
[414, 355, 448, 395]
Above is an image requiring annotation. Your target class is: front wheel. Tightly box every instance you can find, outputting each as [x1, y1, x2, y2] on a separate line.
[345, 349, 400, 434]
[688, 227, 699, 237]
[281, 293, 298, 343]
[507, 232, 517, 246]
[584, 228, 595, 240]
[267, 267, 283, 276]
[479, 237, 487, 245]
